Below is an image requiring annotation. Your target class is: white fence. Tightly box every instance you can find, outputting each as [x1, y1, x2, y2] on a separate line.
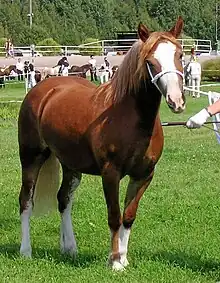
[0, 38, 212, 57]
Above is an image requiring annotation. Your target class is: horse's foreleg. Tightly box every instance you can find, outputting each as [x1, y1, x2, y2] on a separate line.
[19, 147, 49, 257]
[120, 171, 155, 267]
[57, 165, 81, 258]
[102, 163, 122, 271]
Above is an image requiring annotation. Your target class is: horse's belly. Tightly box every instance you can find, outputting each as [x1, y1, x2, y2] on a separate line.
[42, 130, 100, 174]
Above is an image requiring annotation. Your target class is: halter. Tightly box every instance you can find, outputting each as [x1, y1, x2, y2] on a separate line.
[146, 63, 183, 93]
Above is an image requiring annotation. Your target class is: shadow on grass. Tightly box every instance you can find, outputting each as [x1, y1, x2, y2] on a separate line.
[136, 249, 220, 279]
[0, 243, 106, 268]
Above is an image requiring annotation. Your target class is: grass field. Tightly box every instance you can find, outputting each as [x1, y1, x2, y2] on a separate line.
[1, 83, 220, 282]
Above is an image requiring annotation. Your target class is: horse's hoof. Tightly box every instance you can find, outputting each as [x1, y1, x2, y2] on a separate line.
[111, 261, 125, 271]
[120, 256, 129, 267]
[61, 246, 78, 259]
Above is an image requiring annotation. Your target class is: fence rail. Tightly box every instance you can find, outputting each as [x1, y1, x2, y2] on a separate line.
[0, 38, 212, 57]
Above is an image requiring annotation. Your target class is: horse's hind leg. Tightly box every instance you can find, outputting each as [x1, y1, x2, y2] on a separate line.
[118, 171, 155, 268]
[57, 165, 81, 258]
[19, 146, 50, 257]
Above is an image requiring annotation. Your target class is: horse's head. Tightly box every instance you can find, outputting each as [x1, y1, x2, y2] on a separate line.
[138, 16, 185, 113]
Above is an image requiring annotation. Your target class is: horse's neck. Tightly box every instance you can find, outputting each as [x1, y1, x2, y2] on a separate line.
[9, 66, 14, 72]
[129, 81, 162, 130]
[82, 64, 90, 70]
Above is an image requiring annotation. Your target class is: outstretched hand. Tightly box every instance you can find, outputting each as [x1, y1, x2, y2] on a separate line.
[186, 108, 211, 129]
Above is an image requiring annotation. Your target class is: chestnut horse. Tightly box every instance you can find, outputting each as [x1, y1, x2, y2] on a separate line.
[18, 17, 185, 270]
[0, 65, 17, 77]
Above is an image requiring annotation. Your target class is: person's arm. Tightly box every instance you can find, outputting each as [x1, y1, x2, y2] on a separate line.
[186, 99, 220, 129]
[207, 99, 220, 116]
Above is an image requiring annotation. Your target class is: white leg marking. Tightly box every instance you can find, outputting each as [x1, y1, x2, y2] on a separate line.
[118, 225, 130, 267]
[109, 225, 131, 271]
[60, 199, 77, 258]
[20, 201, 32, 257]
[60, 178, 80, 258]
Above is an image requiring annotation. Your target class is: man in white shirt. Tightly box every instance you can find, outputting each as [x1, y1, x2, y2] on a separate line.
[16, 58, 24, 81]
[88, 55, 97, 81]
[187, 57, 202, 98]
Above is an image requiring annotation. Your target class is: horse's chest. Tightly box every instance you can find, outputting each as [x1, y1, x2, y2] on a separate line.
[125, 142, 156, 176]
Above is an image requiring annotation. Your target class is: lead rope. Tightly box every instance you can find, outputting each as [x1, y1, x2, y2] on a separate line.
[201, 124, 220, 134]
[162, 121, 220, 134]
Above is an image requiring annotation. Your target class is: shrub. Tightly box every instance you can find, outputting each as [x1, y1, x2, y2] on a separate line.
[36, 38, 61, 56]
[202, 58, 220, 81]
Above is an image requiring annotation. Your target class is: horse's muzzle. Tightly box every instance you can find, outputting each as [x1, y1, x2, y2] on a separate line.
[167, 94, 185, 113]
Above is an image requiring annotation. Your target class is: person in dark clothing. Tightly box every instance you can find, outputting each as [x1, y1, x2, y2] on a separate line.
[57, 57, 69, 75]
[88, 55, 98, 81]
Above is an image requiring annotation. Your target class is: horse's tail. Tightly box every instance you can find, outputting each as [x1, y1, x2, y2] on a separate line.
[33, 153, 60, 217]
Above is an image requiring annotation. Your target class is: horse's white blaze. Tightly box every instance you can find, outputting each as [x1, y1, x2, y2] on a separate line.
[20, 201, 32, 257]
[154, 42, 183, 108]
[60, 177, 80, 257]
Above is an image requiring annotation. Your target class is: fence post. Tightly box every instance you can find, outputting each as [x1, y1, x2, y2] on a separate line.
[101, 41, 105, 56]
[25, 76, 28, 94]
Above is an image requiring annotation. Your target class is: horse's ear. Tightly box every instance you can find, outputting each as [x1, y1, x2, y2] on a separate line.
[169, 16, 184, 38]
[138, 23, 150, 42]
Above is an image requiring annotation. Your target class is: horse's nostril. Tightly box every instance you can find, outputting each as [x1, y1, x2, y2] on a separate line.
[167, 95, 175, 107]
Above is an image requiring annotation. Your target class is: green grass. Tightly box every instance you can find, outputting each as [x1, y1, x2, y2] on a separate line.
[0, 80, 26, 102]
[0, 77, 100, 103]
[1, 87, 220, 282]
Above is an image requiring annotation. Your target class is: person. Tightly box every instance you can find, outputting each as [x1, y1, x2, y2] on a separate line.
[28, 63, 36, 88]
[4, 39, 9, 58]
[189, 46, 195, 62]
[16, 58, 24, 81]
[187, 56, 201, 98]
[186, 100, 220, 129]
[57, 56, 69, 76]
[8, 39, 14, 58]
[104, 56, 111, 79]
[4, 38, 13, 58]
[30, 44, 35, 58]
[99, 64, 109, 84]
[88, 55, 97, 81]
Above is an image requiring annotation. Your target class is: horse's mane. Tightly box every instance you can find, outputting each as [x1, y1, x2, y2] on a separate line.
[96, 32, 181, 104]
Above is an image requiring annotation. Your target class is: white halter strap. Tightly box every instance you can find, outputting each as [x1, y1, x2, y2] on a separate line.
[147, 63, 183, 85]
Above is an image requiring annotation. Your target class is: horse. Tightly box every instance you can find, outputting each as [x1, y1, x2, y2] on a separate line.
[0, 65, 17, 85]
[69, 63, 92, 78]
[41, 65, 60, 79]
[0, 65, 17, 77]
[18, 16, 185, 270]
